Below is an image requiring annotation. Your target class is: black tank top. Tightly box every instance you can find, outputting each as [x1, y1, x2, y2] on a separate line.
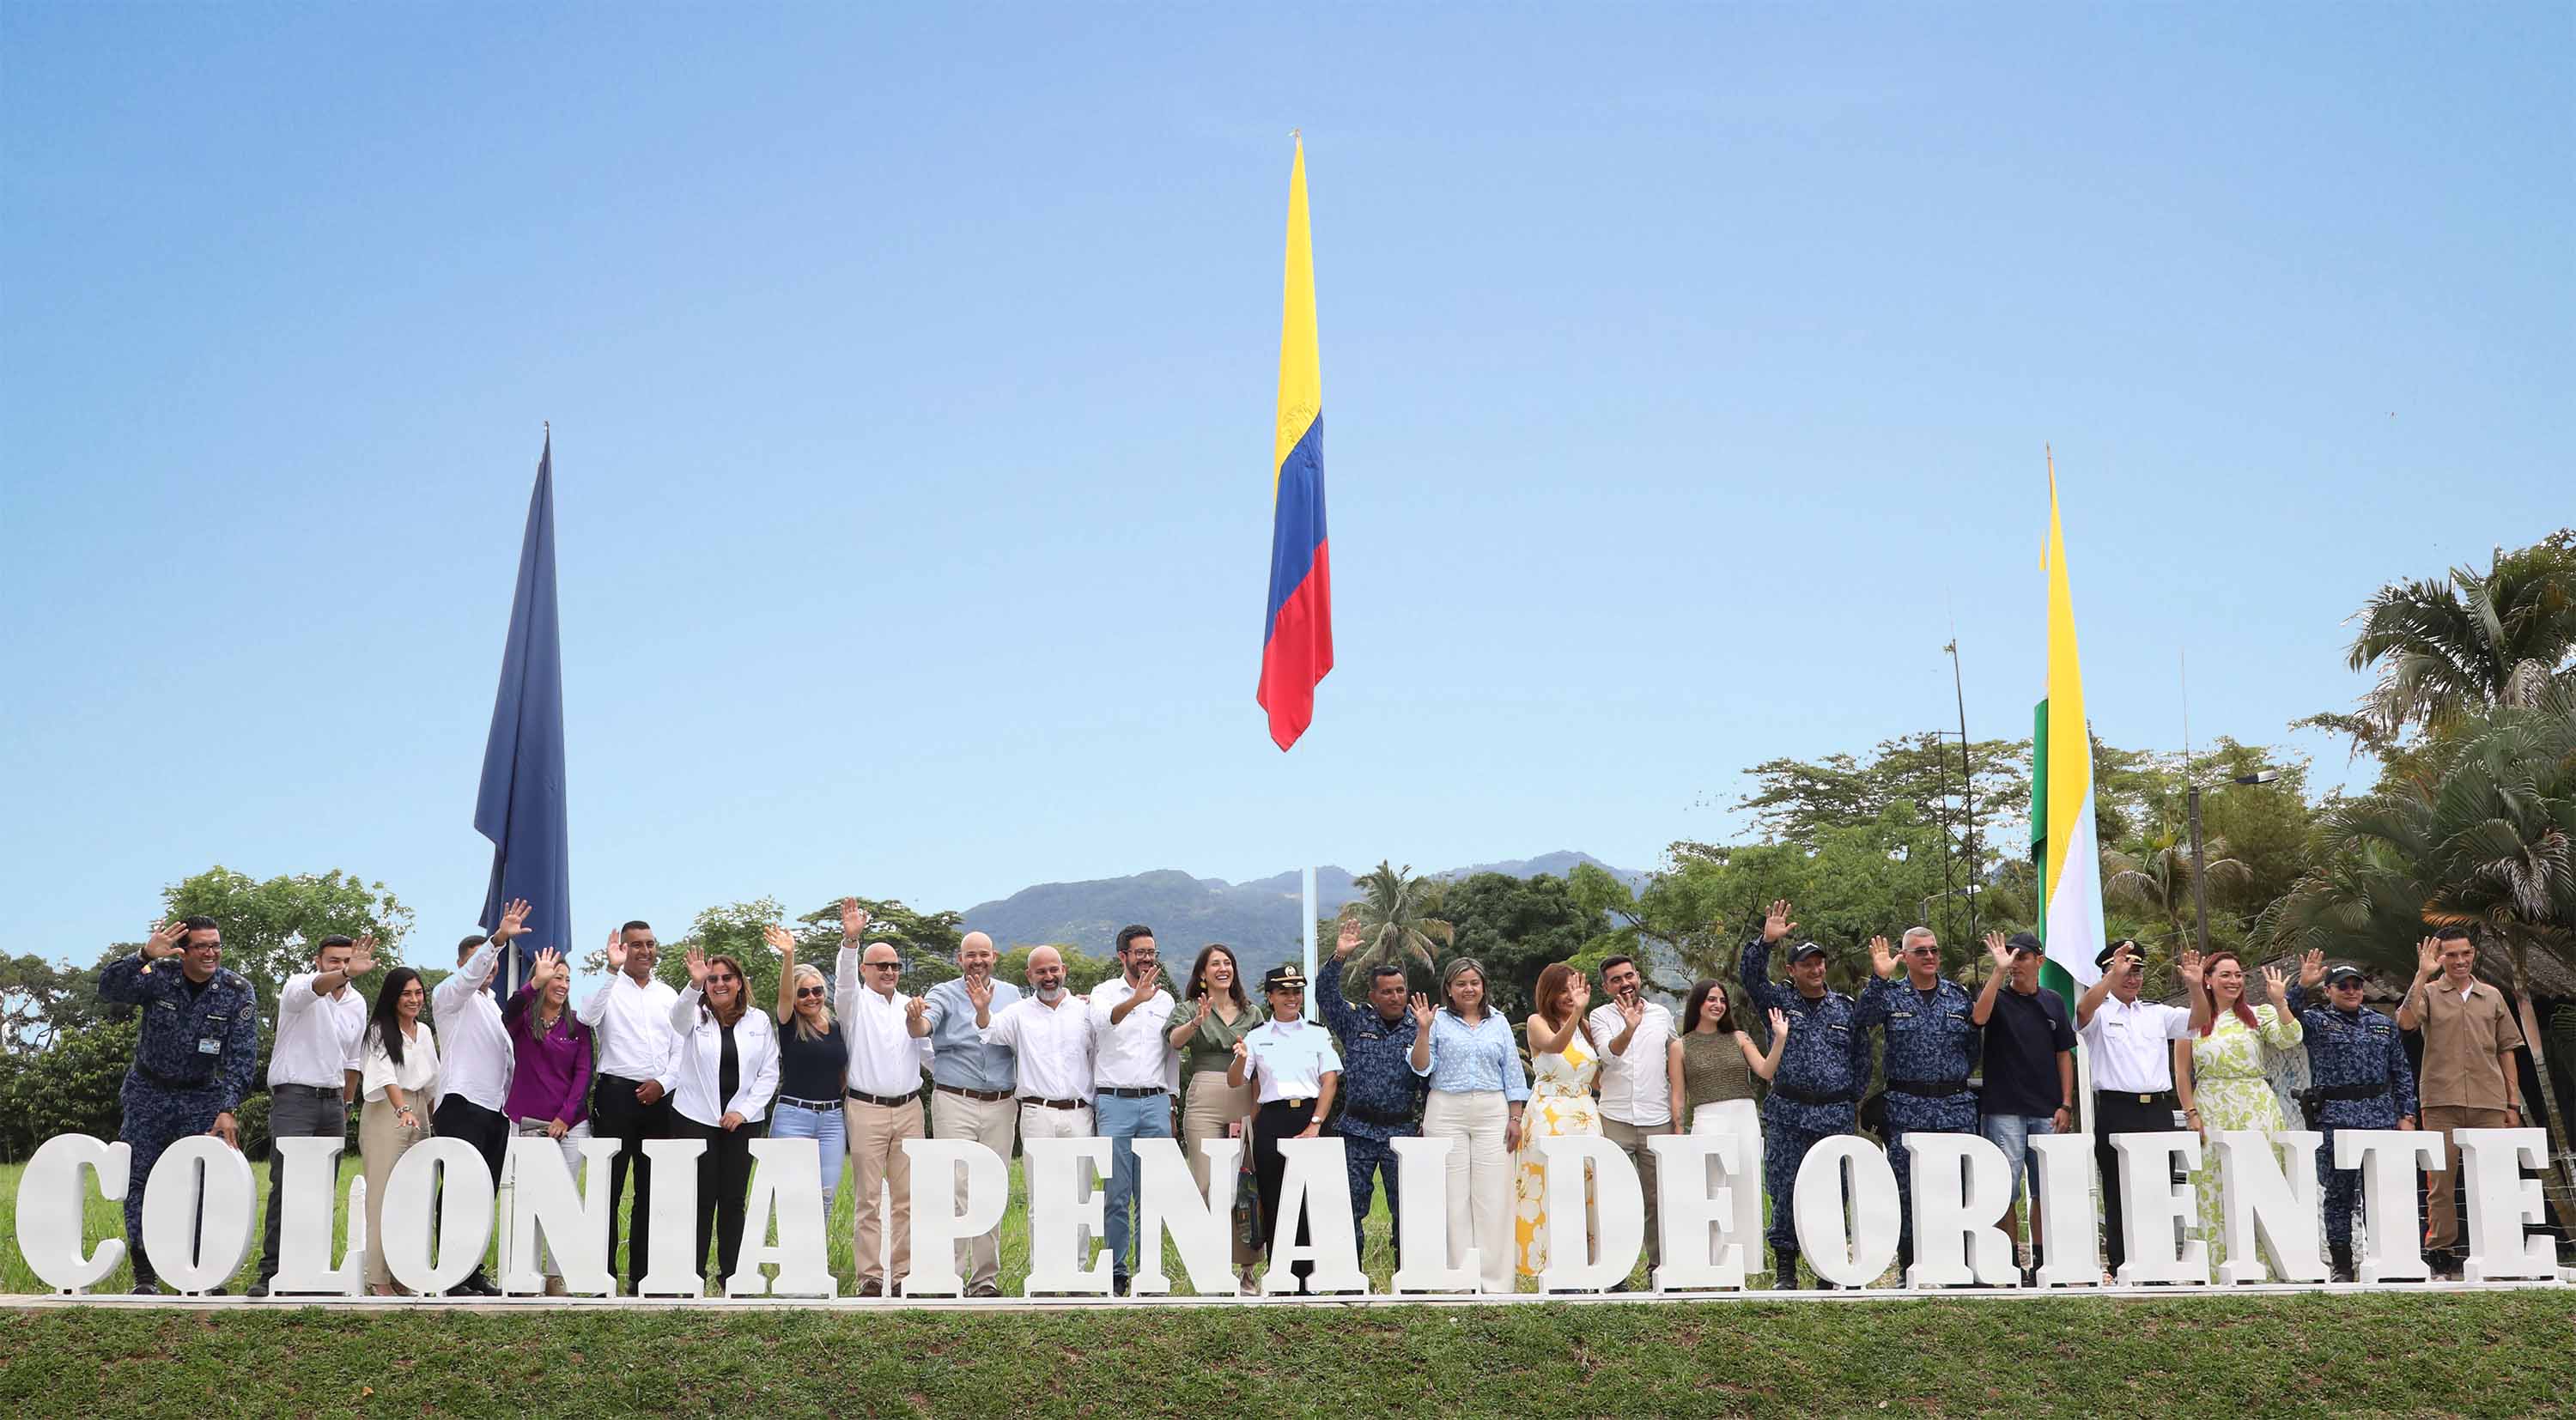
[778, 1016, 848, 1101]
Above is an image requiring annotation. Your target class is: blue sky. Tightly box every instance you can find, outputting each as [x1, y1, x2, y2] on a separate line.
[5, 3, 2567, 970]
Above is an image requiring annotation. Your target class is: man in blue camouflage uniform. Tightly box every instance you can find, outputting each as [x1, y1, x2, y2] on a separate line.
[2285, 950, 2419, 1281]
[1851, 926, 1982, 1279]
[100, 915, 260, 1294]
[1739, 900, 1865, 1289]
[1318, 919, 1423, 1262]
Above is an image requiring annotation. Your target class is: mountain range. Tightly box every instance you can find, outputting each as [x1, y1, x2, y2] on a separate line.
[957, 851, 1650, 971]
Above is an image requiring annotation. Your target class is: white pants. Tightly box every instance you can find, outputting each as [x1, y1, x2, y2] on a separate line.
[1019, 1101, 1100, 1270]
[513, 1116, 593, 1277]
[1692, 1099, 1765, 1274]
[1423, 1089, 1515, 1294]
[929, 1089, 1018, 1291]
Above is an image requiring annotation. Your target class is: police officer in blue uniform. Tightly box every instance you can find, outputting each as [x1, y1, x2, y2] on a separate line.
[2284, 949, 2419, 1281]
[1317, 918, 1424, 1262]
[1738, 900, 1865, 1289]
[1851, 926, 1981, 1279]
[100, 915, 260, 1294]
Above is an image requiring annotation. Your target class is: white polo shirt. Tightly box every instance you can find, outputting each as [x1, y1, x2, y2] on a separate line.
[1586, 998, 1676, 1127]
[1241, 1016, 1342, 1104]
[2078, 994, 2196, 1094]
[428, 938, 516, 1111]
[272, 970, 368, 1089]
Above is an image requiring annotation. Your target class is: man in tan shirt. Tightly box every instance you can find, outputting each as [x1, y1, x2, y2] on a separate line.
[2394, 925, 2525, 1272]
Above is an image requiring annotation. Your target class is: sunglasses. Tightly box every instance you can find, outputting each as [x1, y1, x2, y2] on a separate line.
[796, 985, 827, 999]
[707, 973, 739, 985]
[866, 961, 902, 970]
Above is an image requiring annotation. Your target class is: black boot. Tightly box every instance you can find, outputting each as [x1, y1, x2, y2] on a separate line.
[1772, 1246, 1803, 1290]
[1895, 1241, 1914, 1285]
[2329, 1243, 2354, 1283]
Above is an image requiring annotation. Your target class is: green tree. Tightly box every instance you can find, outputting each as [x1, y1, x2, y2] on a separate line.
[1734, 732, 2032, 880]
[161, 865, 413, 1016]
[2103, 829, 2253, 940]
[1334, 862, 1453, 992]
[1432, 872, 1603, 1020]
[0, 954, 78, 1053]
[2327, 531, 2576, 745]
[2257, 692, 2576, 1219]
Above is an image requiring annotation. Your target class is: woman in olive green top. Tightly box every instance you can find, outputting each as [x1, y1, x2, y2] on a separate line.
[1168, 943, 1267, 1288]
[1675, 977, 1787, 1267]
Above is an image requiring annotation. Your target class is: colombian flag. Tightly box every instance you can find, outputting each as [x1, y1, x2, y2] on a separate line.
[1257, 136, 1333, 751]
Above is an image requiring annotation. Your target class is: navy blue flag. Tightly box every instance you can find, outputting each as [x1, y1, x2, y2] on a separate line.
[473, 430, 571, 998]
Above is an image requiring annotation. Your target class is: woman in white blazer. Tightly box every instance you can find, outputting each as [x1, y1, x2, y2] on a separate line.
[667, 948, 781, 1287]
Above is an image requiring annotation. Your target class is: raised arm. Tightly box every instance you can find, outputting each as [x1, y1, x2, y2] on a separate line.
[2075, 942, 2129, 1029]
[769, 925, 799, 1025]
[1971, 932, 2011, 1026]
[1407, 996, 1436, 1075]
[101, 919, 191, 1003]
[1748, 1010, 1789, 1081]
[1737, 900, 1797, 1014]
[1527, 1011, 1581, 1057]
[1316, 950, 1361, 1039]
[2181, 949, 2211, 1035]
[2395, 937, 2439, 1031]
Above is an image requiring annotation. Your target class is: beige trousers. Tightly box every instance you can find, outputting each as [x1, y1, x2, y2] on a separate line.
[1423, 1089, 1516, 1293]
[845, 1096, 924, 1288]
[927, 1089, 1018, 1290]
[2421, 1104, 2512, 1251]
[1182, 1069, 1260, 1265]
[360, 1098, 431, 1289]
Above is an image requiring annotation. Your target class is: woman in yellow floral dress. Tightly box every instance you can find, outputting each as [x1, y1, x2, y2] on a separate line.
[2174, 950, 2303, 1268]
[1515, 962, 1604, 1278]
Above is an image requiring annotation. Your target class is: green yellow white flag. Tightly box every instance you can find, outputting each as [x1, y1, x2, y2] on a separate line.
[2038, 452, 2106, 988]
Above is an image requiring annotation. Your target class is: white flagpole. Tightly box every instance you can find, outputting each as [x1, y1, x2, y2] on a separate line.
[1302, 867, 1318, 982]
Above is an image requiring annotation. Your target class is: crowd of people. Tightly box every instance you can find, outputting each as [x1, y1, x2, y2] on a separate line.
[100, 896, 2529, 1296]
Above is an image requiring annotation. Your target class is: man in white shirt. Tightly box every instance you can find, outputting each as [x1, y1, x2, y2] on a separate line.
[837, 906, 934, 1298]
[249, 931, 374, 1298]
[576, 918, 682, 1295]
[1087, 924, 1176, 1296]
[1586, 954, 1676, 1282]
[2074, 939, 2205, 1277]
[1228, 963, 1343, 1291]
[429, 899, 530, 1297]
[981, 946, 1097, 1283]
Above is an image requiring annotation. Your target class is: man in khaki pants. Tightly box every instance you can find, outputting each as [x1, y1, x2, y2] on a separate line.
[919, 931, 1020, 1297]
[836, 902, 933, 1297]
[2396, 925, 2526, 1277]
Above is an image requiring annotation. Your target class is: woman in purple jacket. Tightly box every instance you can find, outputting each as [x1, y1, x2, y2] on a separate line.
[504, 946, 596, 1295]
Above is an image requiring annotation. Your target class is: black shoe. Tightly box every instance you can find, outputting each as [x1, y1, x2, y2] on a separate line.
[447, 1273, 500, 1298]
[131, 1280, 159, 1296]
[1771, 1247, 1801, 1290]
[858, 1278, 884, 1298]
[247, 1279, 272, 1299]
[2329, 1244, 2354, 1283]
[1112, 1275, 1131, 1297]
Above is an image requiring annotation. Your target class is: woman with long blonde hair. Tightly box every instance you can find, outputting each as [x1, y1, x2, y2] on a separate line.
[1512, 962, 1605, 1278]
[765, 924, 848, 1223]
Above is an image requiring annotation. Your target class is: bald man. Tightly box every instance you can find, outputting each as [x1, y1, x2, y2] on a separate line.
[919, 930, 1021, 1296]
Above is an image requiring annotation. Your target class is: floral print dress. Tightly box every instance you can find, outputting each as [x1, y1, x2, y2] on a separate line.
[2186, 1003, 2304, 1265]
[1513, 1037, 1603, 1277]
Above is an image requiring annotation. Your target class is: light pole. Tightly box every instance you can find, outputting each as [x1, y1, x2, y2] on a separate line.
[2188, 770, 2279, 956]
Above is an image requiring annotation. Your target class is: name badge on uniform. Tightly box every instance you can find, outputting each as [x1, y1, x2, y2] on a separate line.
[1891, 1010, 1913, 1020]
[1358, 1030, 1383, 1041]
[198, 1036, 223, 1055]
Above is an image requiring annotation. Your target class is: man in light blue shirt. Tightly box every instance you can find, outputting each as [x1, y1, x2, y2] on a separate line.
[920, 931, 1020, 1296]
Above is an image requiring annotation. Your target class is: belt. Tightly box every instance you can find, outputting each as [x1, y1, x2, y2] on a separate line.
[2318, 1083, 2392, 1102]
[847, 1087, 921, 1108]
[778, 1095, 840, 1112]
[1775, 1083, 1856, 1107]
[2096, 1089, 2178, 1106]
[272, 1082, 344, 1096]
[1261, 1096, 1316, 1112]
[934, 1083, 1013, 1103]
[1021, 1097, 1088, 1111]
[1886, 1078, 1973, 1098]
[1101, 1085, 1167, 1098]
[1344, 1103, 1415, 1127]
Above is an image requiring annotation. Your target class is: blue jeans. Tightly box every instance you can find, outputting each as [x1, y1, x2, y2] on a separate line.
[1979, 1113, 2055, 1212]
[769, 1098, 848, 1222]
[1096, 1091, 1174, 1279]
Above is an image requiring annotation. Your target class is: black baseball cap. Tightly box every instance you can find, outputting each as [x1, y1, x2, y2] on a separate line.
[2006, 932, 2044, 957]
[1787, 941, 1829, 963]
[2324, 964, 2366, 986]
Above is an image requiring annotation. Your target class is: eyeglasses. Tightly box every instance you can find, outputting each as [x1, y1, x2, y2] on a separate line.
[866, 961, 901, 970]
[708, 973, 739, 986]
[796, 986, 827, 998]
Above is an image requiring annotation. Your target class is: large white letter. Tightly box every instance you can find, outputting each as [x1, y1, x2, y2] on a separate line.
[1534, 1134, 1644, 1293]
[1791, 1137, 1901, 1289]
[379, 1137, 492, 1296]
[270, 1136, 360, 1296]
[1647, 1131, 1744, 1292]
[2110, 1132, 2206, 1286]
[500, 1137, 620, 1296]
[1261, 1136, 1368, 1295]
[2026, 1133, 2101, 1287]
[1023, 1135, 1112, 1296]
[139, 1136, 255, 1295]
[715, 1136, 835, 1297]
[633, 1136, 708, 1297]
[16, 1134, 127, 1293]
[2213, 1131, 2325, 1284]
[898, 1138, 1007, 1297]
[1133, 1136, 1241, 1296]
[1388, 1135, 1482, 1294]
[1904, 1132, 2017, 1288]
[2458, 1127, 2557, 1282]
[2339, 1128, 2439, 1283]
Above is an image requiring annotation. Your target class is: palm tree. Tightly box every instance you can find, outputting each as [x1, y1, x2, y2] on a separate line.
[1340, 861, 1455, 989]
[2102, 828, 2253, 938]
[2257, 690, 2576, 1227]
[2340, 533, 2576, 742]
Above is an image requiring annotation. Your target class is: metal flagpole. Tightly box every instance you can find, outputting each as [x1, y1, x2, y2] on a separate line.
[1303, 868, 1318, 983]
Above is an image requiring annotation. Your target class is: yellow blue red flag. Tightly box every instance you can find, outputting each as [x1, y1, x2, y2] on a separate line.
[1257, 136, 1333, 750]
